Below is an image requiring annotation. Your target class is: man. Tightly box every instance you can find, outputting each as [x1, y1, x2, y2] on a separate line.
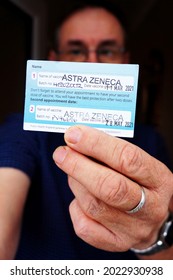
[0, 0, 173, 260]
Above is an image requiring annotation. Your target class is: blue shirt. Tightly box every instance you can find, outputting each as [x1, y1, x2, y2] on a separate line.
[0, 114, 171, 259]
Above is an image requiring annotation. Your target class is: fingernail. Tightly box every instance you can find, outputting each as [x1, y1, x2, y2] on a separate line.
[65, 126, 82, 144]
[53, 147, 67, 164]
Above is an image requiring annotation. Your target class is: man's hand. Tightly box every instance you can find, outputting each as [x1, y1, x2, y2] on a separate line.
[53, 125, 173, 255]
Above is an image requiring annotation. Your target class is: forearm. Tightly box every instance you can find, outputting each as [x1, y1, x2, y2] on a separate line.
[0, 168, 30, 259]
[0, 239, 19, 260]
[0, 217, 22, 259]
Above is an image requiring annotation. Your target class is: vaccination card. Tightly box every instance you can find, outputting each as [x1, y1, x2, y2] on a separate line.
[23, 60, 139, 137]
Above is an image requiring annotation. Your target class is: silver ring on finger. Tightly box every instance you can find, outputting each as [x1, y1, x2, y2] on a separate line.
[126, 187, 146, 214]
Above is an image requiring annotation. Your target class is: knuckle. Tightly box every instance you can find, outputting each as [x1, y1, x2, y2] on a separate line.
[87, 134, 102, 155]
[108, 178, 129, 207]
[119, 143, 143, 175]
[84, 197, 105, 218]
[97, 171, 129, 207]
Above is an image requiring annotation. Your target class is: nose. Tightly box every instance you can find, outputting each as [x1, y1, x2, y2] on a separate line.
[86, 51, 99, 63]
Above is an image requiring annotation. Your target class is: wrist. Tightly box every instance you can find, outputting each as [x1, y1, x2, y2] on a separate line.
[130, 213, 173, 256]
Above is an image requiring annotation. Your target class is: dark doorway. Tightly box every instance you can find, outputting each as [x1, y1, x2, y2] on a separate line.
[0, 0, 32, 122]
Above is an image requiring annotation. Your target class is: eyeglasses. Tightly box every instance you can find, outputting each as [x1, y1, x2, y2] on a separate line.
[57, 41, 126, 63]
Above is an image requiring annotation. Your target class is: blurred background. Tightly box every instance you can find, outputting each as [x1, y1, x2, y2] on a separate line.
[0, 0, 173, 162]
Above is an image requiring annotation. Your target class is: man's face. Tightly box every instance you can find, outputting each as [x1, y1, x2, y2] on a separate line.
[55, 7, 129, 64]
